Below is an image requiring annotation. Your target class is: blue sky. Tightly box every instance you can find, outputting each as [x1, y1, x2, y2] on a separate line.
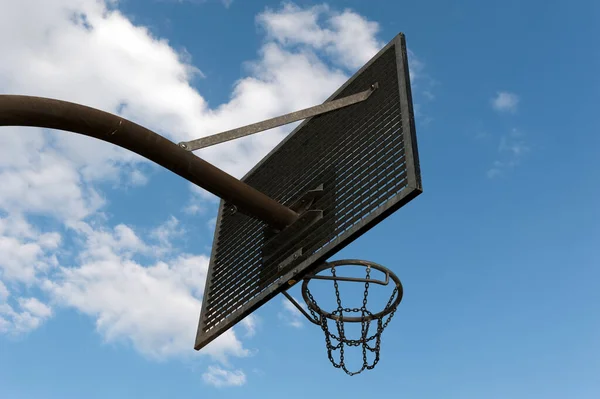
[0, 0, 599, 398]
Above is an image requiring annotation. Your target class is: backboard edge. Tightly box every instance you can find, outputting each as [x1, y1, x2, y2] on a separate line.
[194, 198, 226, 350]
[395, 34, 422, 191]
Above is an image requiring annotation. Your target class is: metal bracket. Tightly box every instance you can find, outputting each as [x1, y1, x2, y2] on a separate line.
[263, 209, 323, 262]
[178, 83, 379, 151]
[282, 291, 319, 325]
[288, 184, 324, 214]
[262, 184, 325, 266]
[277, 248, 304, 271]
[309, 271, 390, 286]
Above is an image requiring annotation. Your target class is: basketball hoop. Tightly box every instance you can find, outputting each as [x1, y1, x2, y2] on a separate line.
[283, 259, 403, 376]
[191, 33, 421, 371]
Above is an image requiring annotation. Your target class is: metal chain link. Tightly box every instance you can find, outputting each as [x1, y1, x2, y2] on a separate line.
[304, 262, 400, 376]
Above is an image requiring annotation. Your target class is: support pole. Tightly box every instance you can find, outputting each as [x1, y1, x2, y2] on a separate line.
[179, 83, 379, 151]
[0, 95, 298, 230]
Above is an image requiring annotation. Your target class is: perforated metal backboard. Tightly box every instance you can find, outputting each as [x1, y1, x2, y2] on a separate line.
[195, 33, 422, 350]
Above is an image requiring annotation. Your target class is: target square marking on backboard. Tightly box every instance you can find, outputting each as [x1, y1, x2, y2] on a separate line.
[195, 33, 421, 351]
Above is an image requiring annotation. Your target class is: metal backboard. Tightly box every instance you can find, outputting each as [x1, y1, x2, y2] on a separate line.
[195, 33, 422, 350]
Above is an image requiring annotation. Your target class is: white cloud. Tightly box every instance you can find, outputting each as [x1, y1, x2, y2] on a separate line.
[407, 49, 425, 84]
[73, 223, 148, 263]
[19, 297, 53, 319]
[0, 149, 105, 223]
[278, 296, 308, 328]
[0, 296, 53, 334]
[405, 49, 436, 127]
[129, 169, 149, 186]
[0, 0, 205, 193]
[257, 3, 382, 70]
[0, 281, 9, 301]
[0, 215, 61, 284]
[492, 91, 520, 113]
[487, 128, 530, 178]
[202, 365, 246, 388]
[149, 216, 184, 256]
[184, 203, 204, 216]
[158, 0, 233, 7]
[43, 222, 250, 363]
[240, 315, 258, 337]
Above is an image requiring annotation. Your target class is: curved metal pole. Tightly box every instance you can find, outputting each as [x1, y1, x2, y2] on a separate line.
[0, 95, 298, 230]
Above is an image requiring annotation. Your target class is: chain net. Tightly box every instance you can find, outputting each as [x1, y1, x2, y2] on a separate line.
[304, 263, 400, 376]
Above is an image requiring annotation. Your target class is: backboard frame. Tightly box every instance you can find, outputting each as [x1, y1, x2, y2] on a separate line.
[195, 32, 421, 351]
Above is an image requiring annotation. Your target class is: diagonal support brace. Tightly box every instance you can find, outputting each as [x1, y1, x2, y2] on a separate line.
[178, 82, 379, 151]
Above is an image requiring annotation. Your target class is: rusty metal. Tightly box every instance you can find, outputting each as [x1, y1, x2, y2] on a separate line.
[301, 259, 403, 376]
[0, 95, 298, 230]
[308, 270, 390, 286]
[178, 83, 379, 151]
[301, 260, 402, 323]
